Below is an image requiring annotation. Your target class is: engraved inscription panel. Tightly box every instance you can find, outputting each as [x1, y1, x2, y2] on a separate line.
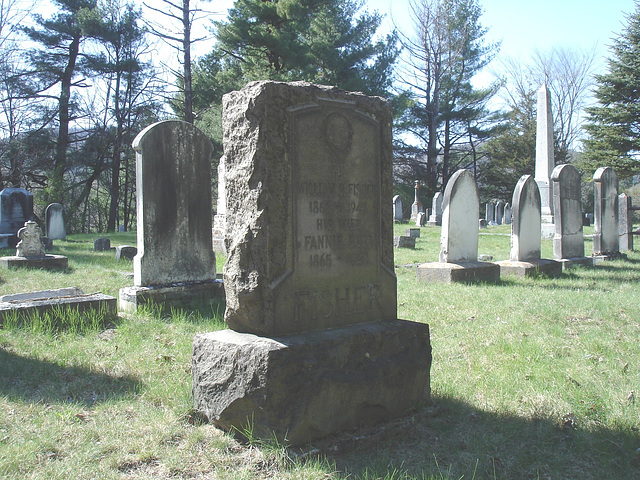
[288, 102, 382, 330]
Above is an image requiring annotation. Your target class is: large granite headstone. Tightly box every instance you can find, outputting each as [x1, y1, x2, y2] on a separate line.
[45, 203, 66, 240]
[497, 175, 561, 277]
[192, 81, 431, 445]
[551, 164, 592, 268]
[593, 166, 621, 260]
[0, 188, 33, 248]
[416, 169, 499, 283]
[118, 120, 223, 312]
[618, 193, 633, 252]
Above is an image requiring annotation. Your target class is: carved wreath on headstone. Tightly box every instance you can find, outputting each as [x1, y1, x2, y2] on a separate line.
[16, 220, 45, 257]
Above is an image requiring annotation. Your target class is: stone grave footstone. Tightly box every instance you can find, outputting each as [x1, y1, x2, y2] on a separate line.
[118, 120, 223, 312]
[593, 166, 624, 263]
[45, 203, 66, 240]
[0, 221, 67, 269]
[191, 81, 431, 445]
[416, 169, 499, 283]
[551, 164, 593, 269]
[497, 175, 561, 278]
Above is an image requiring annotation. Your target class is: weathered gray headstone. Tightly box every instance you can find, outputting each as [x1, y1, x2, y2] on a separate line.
[535, 84, 555, 223]
[406, 228, 420, 238]
[618, 193, 633, 252]
[132, 120, 216, 286]
[192, 81, 431, 446]
[417, 169, 499, 282]
[495, 200, 505, 225]
[393, 194, 403, 221]
[416, 211, 426, 226]
[45, 203, 66, 240]
[551, 164, 591, 267]
[504, 203, 512, 224]
[498, 175, 561, 277]
[593, 166, 620, 257]
[426, 192, 443, 226]
[410, 180, 424, 223]
[212, 156, 227, 254]
[115, 245, 137, 261]
[485, 202, 495, 224]
[94, 238, 111, 251]
[394, 235, 415, 248]
[0, 188, 33, 248]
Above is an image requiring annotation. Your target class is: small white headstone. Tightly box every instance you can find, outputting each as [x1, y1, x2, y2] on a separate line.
[440, 170, 479, 263]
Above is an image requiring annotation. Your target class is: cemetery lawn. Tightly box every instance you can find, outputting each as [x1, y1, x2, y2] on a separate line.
[1, 227, 639, 479]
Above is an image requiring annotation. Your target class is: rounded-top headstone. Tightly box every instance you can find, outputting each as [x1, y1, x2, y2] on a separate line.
[593, 166, 619, 255]
[510, 175, 541, 261]
[551, 164, 584, 259]
[45, 203, 66, 240]
[439, 169, 479, 263]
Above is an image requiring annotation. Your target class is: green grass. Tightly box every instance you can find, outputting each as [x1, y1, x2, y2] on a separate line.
[1, 228, 639, 479]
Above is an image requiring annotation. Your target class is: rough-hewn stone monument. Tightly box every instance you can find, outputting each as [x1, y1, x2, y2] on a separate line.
[191, 81, 431, 445]
[119, 120, 223, 312]
[416, 169, 499, 283]
[593, 166, 622, 261]
[497, 175, 561, 277]
[45, 203, 66, 240]
[551, 164, 592, 268]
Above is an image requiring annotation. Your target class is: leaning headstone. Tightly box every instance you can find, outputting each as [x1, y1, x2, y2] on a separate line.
[416, 169, 499, 283]
[392, 194, 403, 221]
[94, 238, 111, 251]
[212, 156, 227, 254]
[497, 175, 561, 278]
[551, 164, 592, 268]
[118, 120, 223, 312]
[495, 200, 505, 225]
[0, 188, 33, 248]
[410, 180, 424, 223]
[618, 193, 633, 252]
[593, 166, 622, 261]
[45, 203, 66, 240]
[192, 81, 431, 446]
[0, 220, 67, 269]
[426, 192, 443, 226]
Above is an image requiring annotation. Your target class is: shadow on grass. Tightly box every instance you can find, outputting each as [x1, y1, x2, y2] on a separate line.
[320, 394, 640, 480]
[0, 347, 141, 406]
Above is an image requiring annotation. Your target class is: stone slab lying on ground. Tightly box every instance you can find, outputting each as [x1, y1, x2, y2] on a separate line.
[416, 260, 500, 283]
[119, 279, 224, 313]
[592, 252, 627, 265]
[0, 254, 68, 269]
[192, 319, 431, 446]
[0, 287, 117, 326]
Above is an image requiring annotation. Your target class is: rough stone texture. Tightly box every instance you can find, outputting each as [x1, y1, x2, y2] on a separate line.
[393, 195, 403, 221]
[119, 280, 225, 313]
[497, 259, 562, 278]
[192, 319, 432, 445]
[16, 221, 45, 257]
[535, 84, 555, 220]
[222, 81, 396, 336]
[0, 254, 67, 269]
[619, 193, 633, 252]
[495, 200, 505, 225]
[440, 170, 479, 263]
[510, 175, 541, 261]
[212, 156, 227, 254]
[45, 203, 66, 240]
[133, 120, 216, 287]
[394, 235, 415, 248]
[552, 164, 585, 260]
[115, 245, 137, 261]
[416, 261, 500, 283]
[593, 166, 619, 256]
[426, 192, 442, 226]
[94, 238, 111, 251]
[0, 290, 116, 327]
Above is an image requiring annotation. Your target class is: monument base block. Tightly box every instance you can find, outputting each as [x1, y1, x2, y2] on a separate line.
[119, 279, 225, 313]
[0, 254, 68, 269]
[416, 261, 500, 283]
[557, 256, 594, 270]
[192, 319, 432, 446]
[592, 252, 627, 265]
[497, 258, 562, 278]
